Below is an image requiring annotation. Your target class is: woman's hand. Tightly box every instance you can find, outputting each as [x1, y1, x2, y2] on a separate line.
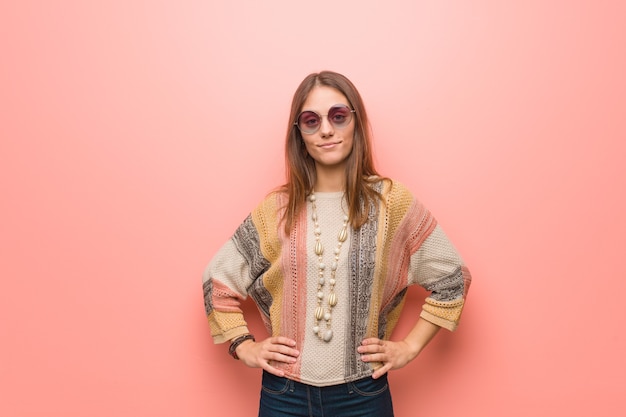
[357, 338, 417, 379]
[358, 318, 441, 379]
[235, 336, 300, 377]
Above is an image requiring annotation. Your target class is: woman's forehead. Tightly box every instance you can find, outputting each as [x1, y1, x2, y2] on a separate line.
[301, 86, 349, 111]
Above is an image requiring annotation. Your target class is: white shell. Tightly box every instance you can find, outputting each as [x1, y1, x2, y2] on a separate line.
[313, 326, 320, 334]
[328, 292, 337, 307]
[315, 241, 323, 256]
[323, 329, 333, 342]
[324, 312, 331, 321]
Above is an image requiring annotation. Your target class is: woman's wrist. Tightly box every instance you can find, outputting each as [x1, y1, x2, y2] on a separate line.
[228, 334, 255, 360]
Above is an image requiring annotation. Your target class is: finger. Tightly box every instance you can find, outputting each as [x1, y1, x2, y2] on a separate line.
[357, 341, 383, 354]
[271, 336, 297, 347]
[262, 361, 286, 377]
[358, 346, 382, 356]
[360, 352, 387, 363]
[266, 350, 298, 364]
[367, 342, 387, 354]
[372, 363, 391, 379]
[271, 343, 300, 358]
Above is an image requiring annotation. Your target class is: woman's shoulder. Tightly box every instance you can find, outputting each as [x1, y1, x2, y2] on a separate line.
[370, 176, 414, 200]
[252, 188, 288, 216]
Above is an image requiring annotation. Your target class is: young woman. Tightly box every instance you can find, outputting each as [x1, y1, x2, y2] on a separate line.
[202, 71, 472, 416]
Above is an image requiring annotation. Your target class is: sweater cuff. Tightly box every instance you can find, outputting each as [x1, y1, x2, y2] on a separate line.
[207, 310, 250, 343]
[420, 297, 465, 332]
[212, 326, 251, 344]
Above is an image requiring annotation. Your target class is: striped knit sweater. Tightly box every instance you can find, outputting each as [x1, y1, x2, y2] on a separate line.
[202, 179, 471, 387]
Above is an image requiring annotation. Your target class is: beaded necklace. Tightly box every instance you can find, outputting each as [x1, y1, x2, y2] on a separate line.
[309, 191, 349, 343]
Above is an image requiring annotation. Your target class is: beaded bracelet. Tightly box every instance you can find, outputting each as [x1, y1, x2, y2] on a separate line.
[228, 334, 255, 360]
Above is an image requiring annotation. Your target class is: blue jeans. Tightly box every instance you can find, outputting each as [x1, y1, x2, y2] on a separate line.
[258, 371, 394, 417]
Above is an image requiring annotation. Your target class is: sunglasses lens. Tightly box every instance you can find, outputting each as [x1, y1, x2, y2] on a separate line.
[328, 105, 352, 128]
[297, 111, 321, 134]
[296, 105, 353, 134]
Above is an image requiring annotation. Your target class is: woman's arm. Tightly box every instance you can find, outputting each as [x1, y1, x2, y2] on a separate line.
[358, 318, 440, 379]
[234, 336, 300, 377]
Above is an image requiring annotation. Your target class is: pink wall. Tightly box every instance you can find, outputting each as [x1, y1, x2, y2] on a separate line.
[1, 1, 625, 416]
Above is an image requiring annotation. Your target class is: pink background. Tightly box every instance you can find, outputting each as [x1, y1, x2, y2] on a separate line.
[1, 1, 625, 416]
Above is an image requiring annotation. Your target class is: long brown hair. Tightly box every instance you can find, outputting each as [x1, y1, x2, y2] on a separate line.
[281, 71, 385, 234]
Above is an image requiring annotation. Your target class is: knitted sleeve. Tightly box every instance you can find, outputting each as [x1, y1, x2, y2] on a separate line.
[378, 180, 470, 331]
[202, 214, 271, 343]
[408, 223, 471, 331]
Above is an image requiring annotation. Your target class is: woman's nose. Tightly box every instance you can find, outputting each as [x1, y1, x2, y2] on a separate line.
[318, 116, 334, 136]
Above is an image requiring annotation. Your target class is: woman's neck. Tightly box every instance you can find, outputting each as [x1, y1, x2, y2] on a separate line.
[314, 166, 345, 192]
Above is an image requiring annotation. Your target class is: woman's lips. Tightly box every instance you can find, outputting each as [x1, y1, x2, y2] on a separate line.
[318, 141, 341, 149]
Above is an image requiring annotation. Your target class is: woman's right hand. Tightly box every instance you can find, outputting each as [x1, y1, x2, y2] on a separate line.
[235, 336, 300, 377]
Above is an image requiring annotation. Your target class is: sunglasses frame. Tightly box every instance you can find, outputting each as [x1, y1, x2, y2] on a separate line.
[294, 104, 356, 134]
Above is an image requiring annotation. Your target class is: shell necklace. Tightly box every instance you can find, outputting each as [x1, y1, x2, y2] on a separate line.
[309, 191, 349, 343]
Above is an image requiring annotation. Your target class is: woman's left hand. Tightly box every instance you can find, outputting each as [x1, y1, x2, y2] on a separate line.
[357, 318, 441, 379]
[357, 338, 417, 379]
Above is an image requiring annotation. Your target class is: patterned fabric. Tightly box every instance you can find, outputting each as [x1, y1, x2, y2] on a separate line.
[202, 179, 471, 386]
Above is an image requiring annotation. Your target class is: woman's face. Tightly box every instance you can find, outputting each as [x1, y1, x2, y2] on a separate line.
[299, 86, 355, 172]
